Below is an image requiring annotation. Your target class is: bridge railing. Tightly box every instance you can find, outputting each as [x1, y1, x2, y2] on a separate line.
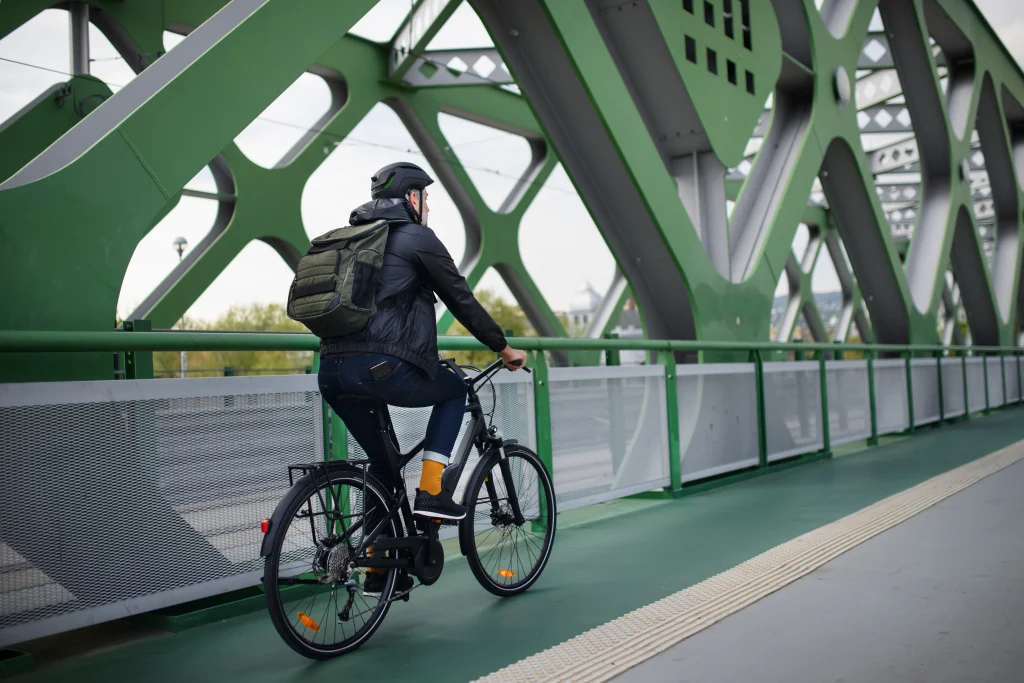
[0, 331, 1021, 647]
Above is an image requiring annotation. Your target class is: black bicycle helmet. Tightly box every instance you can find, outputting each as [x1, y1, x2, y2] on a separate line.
[370, 162, 434, 200]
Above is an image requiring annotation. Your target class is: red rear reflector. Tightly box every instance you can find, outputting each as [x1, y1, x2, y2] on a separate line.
[260, 519, 270, 534]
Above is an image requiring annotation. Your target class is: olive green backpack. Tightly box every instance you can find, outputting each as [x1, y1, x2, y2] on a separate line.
[286, 220, 389, 338]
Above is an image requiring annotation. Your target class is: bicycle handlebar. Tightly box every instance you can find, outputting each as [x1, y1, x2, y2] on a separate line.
[441, 356, 530, 389]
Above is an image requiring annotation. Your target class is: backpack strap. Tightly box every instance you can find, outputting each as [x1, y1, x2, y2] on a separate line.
[292, 280, 336, 298]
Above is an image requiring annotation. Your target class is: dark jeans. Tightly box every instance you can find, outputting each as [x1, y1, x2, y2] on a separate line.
[317, 353, 467, 491]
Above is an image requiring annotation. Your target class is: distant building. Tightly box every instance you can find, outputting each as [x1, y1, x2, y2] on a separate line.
[610, 299, 645, 365]
[558, 283, 646, 364]
[567, 283, 603, 330]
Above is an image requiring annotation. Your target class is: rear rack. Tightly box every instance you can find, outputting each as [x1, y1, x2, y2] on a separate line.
[286, 459, 372, 486]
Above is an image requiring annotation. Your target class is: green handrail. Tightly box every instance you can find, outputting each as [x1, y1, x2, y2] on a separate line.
[0, 330, 1021, 355]
[1, 329, 1020, 502]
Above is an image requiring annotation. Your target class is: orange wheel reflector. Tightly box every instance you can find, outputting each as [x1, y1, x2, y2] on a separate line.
[296, 611, 320, 632]
[497, 569, 516, 578]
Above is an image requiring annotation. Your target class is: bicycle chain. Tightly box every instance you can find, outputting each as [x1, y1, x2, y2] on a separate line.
[336, 578, 422, 623]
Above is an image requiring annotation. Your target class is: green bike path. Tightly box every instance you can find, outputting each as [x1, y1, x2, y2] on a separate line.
[13, 407, 1024, 683]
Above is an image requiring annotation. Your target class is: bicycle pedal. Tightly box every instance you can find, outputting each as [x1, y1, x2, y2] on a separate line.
[391, 583, 418, 603]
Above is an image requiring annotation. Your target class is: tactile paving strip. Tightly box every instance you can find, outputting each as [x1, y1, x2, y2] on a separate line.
[475, 440, 1024, 683]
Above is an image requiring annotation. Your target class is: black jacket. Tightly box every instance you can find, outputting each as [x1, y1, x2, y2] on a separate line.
[320, 199, 508, 378]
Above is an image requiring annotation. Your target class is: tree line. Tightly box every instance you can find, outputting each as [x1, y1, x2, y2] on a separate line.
[154, 291, 541, 376]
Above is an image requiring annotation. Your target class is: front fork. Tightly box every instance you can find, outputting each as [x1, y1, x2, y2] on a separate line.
[491, 441, 526, 527]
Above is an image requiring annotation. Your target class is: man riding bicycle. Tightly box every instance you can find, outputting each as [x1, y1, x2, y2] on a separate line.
[316, 161, 528, 532]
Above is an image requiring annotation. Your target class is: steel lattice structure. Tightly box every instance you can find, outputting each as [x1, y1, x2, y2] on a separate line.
[1, 0, 1022, 383]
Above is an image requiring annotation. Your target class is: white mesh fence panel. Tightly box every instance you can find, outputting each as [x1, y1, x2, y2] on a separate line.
[965, 358, 986, 412]
[677, 364, 759, 482]
[1005, 357, 1021, 403]
[873, 359, 909, 436]
[986, 357, 1005, 407]
[824, 360, 871, 447]
[0, 375, 322, 648]
[910, 359, 941, 426]
[940, 358, 966, 418]
[4, 348, 1002, 648]
[547, 366, 669, 511]
[763, 362, 823, 461]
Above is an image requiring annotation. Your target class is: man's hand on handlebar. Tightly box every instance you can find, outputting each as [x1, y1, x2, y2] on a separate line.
[499, 345, 528, 371]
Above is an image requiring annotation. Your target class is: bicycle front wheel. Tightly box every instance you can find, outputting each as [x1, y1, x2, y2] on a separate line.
[460, 444, 556, 597]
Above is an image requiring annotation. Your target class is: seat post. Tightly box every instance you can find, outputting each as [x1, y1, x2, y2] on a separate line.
[368, 401, 404, 491]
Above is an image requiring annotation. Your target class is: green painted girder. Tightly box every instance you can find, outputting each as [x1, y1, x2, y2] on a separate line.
[734, 1, 917, 342]
[142, 32, 558, 329]
[0, 1, 581, 381]
[773, 217, 873, 345]
[0, 76, 113, 183]
[0, 0, 381, 381]
[525, 0, 819, 349]
[401, 113, 576, 360]
[476, 0, 1023, 359]
[399, 100, 565, 339]
[3, 0, 1023, 384]
[389, 0, 464, 83]
[140, 28, 564, 335]
[0, 1, 168, 68]
[817, 0, 1023, 348]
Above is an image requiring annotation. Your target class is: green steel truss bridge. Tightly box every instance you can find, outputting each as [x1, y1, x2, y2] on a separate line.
[2, 1, 1024, 680]
[2, 0, 1024, 382]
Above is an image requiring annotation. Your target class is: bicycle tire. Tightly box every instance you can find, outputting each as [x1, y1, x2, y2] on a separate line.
[264, 467, 399, 659]
[459, 444, 556, 597]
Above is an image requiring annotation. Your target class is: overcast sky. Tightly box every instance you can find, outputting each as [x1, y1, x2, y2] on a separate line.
[1, 1, 1022, 323]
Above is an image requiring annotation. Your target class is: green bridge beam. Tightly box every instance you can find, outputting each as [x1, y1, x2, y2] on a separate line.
[2, 0, 1023, 383]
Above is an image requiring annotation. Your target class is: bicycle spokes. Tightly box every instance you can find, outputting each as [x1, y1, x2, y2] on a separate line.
[265, 470, 400, 657]
[463, 446, 556, 596]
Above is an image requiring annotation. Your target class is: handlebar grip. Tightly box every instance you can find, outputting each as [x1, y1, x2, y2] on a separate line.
[508, 359, 532, 373]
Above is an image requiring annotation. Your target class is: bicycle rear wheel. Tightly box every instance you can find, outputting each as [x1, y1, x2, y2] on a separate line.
[264, 467, 399, 659]
[460, 444, 556, 597]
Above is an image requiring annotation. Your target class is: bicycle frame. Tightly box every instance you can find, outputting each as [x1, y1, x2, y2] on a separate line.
[260, 354, 555, 659]
[348, 357, 528, 570]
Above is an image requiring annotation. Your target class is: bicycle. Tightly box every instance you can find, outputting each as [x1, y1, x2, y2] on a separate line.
[259, 357, 557, 659]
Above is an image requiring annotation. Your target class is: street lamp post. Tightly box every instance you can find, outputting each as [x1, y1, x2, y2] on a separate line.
[173, 237, 188, 378]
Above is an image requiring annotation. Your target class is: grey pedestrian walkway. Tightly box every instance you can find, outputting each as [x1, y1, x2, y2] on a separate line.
[615, 458, 1024, 683]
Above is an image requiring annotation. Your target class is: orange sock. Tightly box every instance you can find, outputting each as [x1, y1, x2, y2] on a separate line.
[366, 544, 383, 574]
[419, 459, 445, 496]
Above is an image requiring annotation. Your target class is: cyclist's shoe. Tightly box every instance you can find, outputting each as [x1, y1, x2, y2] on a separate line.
[413, 487, 466, 521]
[362, 570, 413, 598]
